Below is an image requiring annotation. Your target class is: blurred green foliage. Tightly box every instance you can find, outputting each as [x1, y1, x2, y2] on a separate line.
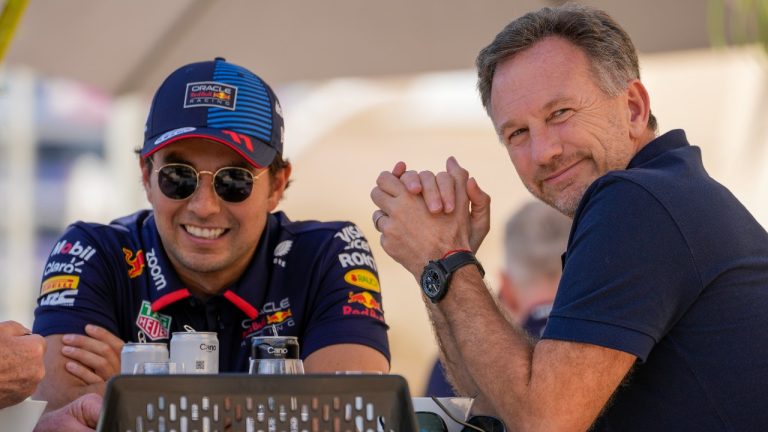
[709, 0, 768, 52]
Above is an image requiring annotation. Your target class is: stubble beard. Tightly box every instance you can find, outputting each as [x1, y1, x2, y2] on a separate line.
[525, 180, 588, 218]
[169, 246, 229, 275]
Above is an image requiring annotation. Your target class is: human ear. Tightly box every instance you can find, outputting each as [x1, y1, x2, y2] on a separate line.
[139, 158, 152, 201]
[267, 162, 292, 211]
[626, 79, 651, 139]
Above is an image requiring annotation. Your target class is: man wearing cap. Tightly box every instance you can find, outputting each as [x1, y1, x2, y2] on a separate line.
[32, 58, 390, 413]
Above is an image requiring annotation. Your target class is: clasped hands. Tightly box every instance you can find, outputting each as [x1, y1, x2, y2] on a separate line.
[370, 156, 491, 277]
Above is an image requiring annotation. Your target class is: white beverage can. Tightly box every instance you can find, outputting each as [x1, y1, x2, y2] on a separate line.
[121, 342, 169, 374]
[169, 331, 219, 374]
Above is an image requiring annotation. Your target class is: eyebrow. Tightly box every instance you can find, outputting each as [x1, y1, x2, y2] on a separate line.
[496, 95, 574, 135]
[160, 152, 189, 165]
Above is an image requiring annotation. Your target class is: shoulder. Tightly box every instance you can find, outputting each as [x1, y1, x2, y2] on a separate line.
[273, 212, 370, 244]
[275, 212, 356, 234]
[270, 212, 376, 268]
[575, 175, 669, 228]
[51, 210, 154, 259]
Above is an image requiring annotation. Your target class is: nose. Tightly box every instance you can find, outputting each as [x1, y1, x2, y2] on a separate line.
[186, 172, 221, 217]
[530, 126, 563, 165]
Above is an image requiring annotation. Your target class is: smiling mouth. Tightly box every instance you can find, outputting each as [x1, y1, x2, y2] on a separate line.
[543, 160, 582, 183]
[183, 225, 227, 240]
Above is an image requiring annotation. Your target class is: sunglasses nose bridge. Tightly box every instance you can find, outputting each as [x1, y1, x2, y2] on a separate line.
[185, 171, 222, 214]
[196, 169, 216, 182]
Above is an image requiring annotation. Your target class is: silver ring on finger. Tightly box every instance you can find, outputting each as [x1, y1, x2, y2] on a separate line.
[373, 211, 387, 231]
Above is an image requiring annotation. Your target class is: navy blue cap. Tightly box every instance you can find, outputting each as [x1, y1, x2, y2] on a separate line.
[142, 58, 284, 168]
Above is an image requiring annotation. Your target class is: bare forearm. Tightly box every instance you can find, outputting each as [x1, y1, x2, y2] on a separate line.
[425, 302, 480, 396]
[34, 335, 106, 411]
[427, 302, 501, 415]
[439, 267, 538, 426]
[34, 373, 103, 412]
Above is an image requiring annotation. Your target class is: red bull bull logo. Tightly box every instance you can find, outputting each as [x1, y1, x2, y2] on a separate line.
[267, 310, 293, 324]
[213, 91, 231, 100]
[347, 291, 382, 311]
[123, 248, 145, 278]
[342, 292, 385, 323]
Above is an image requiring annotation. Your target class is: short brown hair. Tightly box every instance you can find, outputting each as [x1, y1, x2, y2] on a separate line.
[476, 3, 657, 131]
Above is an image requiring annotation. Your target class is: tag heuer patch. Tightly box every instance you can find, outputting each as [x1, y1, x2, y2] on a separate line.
[184, 81, 237, 110]
[136, 300, 171, 340]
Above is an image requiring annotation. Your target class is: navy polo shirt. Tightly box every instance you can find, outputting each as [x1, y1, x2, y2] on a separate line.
[34, 211, 390, 371]
[544, 130, 768, 430]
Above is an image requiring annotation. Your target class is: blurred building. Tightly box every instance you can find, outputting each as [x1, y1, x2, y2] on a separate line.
[1, 0, 767, 395]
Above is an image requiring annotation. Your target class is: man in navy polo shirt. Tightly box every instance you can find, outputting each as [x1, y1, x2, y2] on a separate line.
[32, 58, 390, 413]
[371, 4, 768, 431]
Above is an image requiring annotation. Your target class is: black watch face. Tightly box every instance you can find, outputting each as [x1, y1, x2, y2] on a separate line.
[421, 264, 445, 299]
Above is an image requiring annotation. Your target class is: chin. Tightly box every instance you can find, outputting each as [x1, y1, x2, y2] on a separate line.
[176, 254, 228, 274]
[529, 186, 584, 218]
[553, 185, 590, 218]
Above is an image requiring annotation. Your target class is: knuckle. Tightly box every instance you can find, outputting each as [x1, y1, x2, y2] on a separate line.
[375, 171, 389, 184]
[406, 170, 421, 179]
[369, 187, 378, 200]
[418, 170, 435, 181]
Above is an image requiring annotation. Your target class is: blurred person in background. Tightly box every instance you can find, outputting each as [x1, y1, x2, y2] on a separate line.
[372, 3, 768, 430]
[31, 58, 390, 415]
[0, 320, 101, 431]
[425, 201, 570, 397]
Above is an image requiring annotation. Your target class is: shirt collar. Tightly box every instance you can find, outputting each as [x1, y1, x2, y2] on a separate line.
[627, 129, 689, 168]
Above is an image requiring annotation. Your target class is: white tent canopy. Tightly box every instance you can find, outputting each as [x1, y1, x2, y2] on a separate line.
[6, 0, 712, 97]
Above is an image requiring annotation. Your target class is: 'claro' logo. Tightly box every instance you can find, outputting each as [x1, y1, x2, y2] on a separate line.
[199, 343, 217, 352]
[344, 269, 380, 293]
[267, 347, 288, 355]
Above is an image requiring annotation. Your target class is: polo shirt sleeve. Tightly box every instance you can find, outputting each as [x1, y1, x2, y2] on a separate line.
[33, 224, 121, 337]
[298, 223, 391, 362]
[543, 178, 702, 362]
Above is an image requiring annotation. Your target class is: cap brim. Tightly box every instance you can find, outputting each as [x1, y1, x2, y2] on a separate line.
[142, 127, 277, 169]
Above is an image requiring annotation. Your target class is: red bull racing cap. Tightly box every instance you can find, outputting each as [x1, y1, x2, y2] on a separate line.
[142, 57, 284, 168]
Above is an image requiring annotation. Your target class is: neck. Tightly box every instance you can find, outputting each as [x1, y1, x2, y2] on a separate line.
[172, 257, 252, 301]
[634, 128, 657, 154]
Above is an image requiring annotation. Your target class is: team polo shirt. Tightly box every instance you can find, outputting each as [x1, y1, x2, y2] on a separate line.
[544, 130, 768, 430]
[33, 210, 390, 372]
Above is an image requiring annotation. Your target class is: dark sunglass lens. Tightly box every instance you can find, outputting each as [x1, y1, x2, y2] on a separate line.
[158, 165, 198, 199]
[214, 168, 254, 203]
[416, 412, 448, 432]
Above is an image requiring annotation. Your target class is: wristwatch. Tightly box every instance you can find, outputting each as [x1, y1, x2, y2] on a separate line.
[420, 250, 485, 304]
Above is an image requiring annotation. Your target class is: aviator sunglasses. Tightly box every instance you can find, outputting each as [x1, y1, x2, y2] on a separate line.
[155, 163, 268, 203]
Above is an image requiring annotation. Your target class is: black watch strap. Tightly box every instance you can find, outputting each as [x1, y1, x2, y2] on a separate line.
[441, 251, 485, 278]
